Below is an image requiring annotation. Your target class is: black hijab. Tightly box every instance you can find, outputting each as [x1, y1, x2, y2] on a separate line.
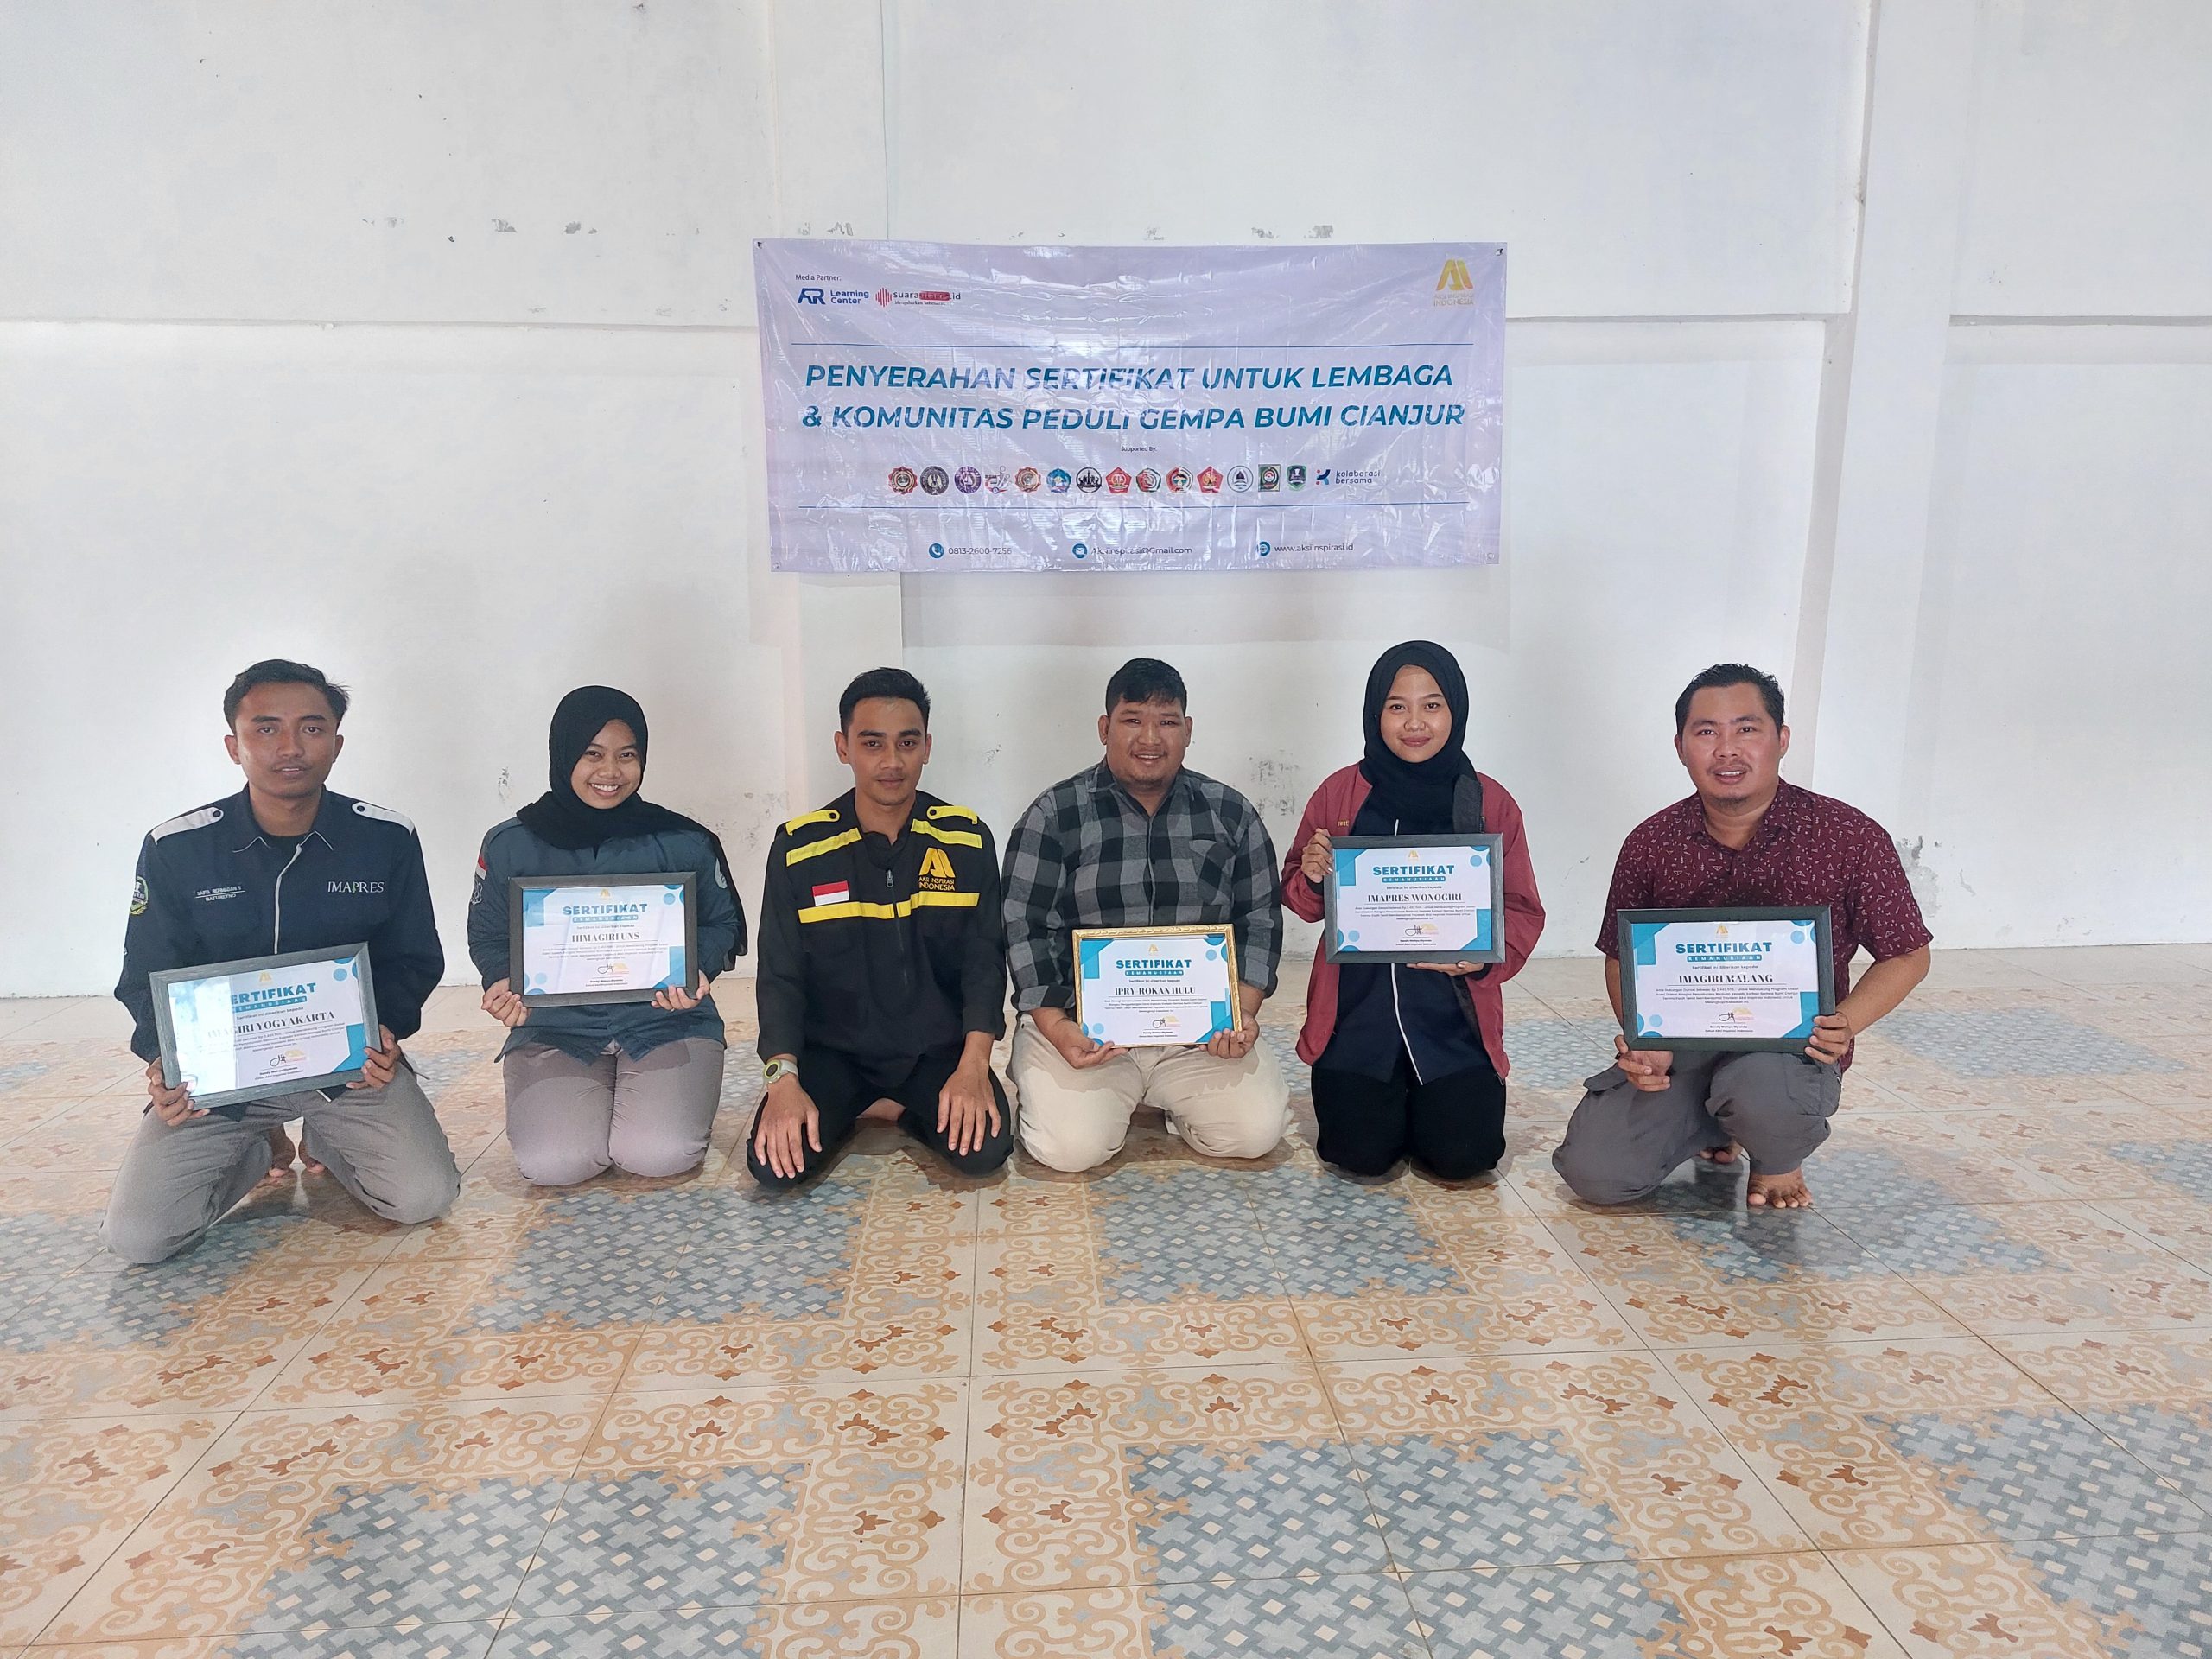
[516, 686, 747, 966]
[1358, 640, 1473, 831]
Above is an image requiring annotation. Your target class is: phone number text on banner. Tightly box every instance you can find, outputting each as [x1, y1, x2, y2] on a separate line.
[753, 239, 1503, 574]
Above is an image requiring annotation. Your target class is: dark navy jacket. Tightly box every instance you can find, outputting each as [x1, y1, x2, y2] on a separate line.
[467, 815, 746, 1063]
[115, 788, 446, 1063]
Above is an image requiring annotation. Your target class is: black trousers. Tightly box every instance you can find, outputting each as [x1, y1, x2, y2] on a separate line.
[745, 1045, 1014, 1190]
[1311, 1052, 1506, 1180]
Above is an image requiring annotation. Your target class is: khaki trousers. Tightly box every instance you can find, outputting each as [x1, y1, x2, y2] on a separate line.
[1010, 1021, 1289, 1173]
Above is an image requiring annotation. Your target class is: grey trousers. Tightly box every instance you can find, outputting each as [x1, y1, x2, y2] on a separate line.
[103, 1058, 462, 1264]
[1551, 1050, 1843, 1205]
[502, 1036, 723, 1187]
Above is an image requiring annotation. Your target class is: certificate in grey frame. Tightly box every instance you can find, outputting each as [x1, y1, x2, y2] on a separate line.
[510, 872, 700, 1007]
[1323, 834, 1506, 964]
[150, 943, 378, 1116]
[1615, 906, 1835, 1053]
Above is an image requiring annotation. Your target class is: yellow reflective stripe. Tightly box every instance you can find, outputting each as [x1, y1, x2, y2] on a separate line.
[783, 806, 841, 832]
[798, 900, 891, 923]
[797, 890, 981, 924]
[909, 818, 982, 849]
[785, 828, 861, 865]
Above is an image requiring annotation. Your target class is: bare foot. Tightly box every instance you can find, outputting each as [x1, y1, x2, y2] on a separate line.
[1697, 1145, 1738, 1166]
[1747, 1167, 1813, 1209]
[860, 1096, 903, 1124]
[264, 1128, 296, 1180]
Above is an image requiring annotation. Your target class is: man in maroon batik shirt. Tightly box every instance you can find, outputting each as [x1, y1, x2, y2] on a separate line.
[1553, 664, 1932, 1210]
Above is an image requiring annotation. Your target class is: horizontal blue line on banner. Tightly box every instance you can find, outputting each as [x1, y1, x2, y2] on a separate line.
[787, 501, 1475, 511]
[781, 342, 1471, 352]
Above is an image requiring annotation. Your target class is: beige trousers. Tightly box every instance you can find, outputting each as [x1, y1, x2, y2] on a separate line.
[1010, 1020, 1289, 1173]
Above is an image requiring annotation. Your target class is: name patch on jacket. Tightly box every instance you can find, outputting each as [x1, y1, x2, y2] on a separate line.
[196, 886, 245, 904]
[328, 880, 386, 894]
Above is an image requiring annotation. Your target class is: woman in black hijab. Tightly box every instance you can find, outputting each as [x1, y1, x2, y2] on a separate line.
[1279, 643, 1546, 1180]
[467, 686, 747, 1187]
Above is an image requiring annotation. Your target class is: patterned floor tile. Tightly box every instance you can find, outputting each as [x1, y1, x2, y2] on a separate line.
[2113, 1066, 2212, 1109]
[1669, 1338, 2206, 1552]
[964, 1363, 1383, 1594]
[256, 1252, 641, 1408]
[1991, 1331, 2212, 1514]
[0, 1411, 231, 1646]
[0, 1096, 99, 1163]
[1408, 1552, 1908, 1659]
[564, 1380, 966, 1606]
[40, 1396, 601, 1642]
[1807, 1112, 2062, 1209]
[1828, 1538, 2212, 1658]
[1264, 1156, 1632, 1361]
[16, 1628, 499, 1657]
[490, 1600, 957, 1658]
[1942, 1103, 2211, 1201]
[1829, 1201, 2212, 1335]
[1849, 1069, 2169, 1116]
[1491, 1020, 1619, 1092]
[1544, 1211, 1961, 1347]
[0, 1099, 133, 1176]
[2094, 1192, 2212, 1277]
[1325, 1351, 1807, 1569]
[0, 1173, 118, 1284]
[1878, 1010, 2190, 1081]
[625, 1152, 977, 1387]
[976, 1149, 1304, 1374]
[0, 1042, 138, 1110]
[959, 1577, 1427, 1658]
[0, 1229, 374, 1419]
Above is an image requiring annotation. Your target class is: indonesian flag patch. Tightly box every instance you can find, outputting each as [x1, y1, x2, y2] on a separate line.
[810, 880, 851, 907]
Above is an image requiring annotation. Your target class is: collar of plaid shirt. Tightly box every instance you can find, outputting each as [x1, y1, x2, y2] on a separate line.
[1087, 759, 1198, 815]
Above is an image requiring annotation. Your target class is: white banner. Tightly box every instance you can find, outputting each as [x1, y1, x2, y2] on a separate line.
[753, 240, 1503, 574]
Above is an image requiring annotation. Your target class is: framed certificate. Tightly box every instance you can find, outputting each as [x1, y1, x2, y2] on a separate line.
[511, 873, 699, 1007]
[1073, 925, 1243, 1049]
[150, 944, 378, 1115]
[1616, 906, 1835, 1052]
[1324, 835, 1506, 964]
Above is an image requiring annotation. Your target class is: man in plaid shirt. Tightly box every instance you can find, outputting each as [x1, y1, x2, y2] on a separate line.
[1002, 658, 1288, 1171]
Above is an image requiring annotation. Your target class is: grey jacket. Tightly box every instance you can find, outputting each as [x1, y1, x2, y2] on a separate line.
[467, 816, 746, 1062]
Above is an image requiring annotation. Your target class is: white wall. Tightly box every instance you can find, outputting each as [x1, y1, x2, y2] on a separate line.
[2, 0, 2206, 996]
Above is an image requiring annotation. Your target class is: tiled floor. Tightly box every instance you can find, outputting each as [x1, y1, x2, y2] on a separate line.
[2, 944, 2209, 1656]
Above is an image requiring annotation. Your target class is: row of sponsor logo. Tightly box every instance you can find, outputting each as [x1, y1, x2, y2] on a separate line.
[888, 463, 1381, 496]
[796, 283, 958, 308]
[796, 255, 1480, 309]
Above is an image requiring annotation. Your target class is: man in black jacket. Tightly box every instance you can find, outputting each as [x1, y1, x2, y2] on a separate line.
[747, 667, 1013, 1187]
[105, 660, 461, 1262]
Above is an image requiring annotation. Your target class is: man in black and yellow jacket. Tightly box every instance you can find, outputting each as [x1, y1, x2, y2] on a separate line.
[747, 667, 1014, 1187]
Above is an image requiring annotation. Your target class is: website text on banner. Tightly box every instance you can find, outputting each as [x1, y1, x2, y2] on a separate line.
[753, 240, 1504, 575]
